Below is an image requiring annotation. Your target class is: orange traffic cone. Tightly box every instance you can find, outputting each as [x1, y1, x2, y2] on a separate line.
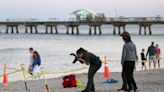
[44, 85, 50, 92]
[3, 64, 8, 85]
[44, 89, 49, 92]
[104, 56, 111, 79]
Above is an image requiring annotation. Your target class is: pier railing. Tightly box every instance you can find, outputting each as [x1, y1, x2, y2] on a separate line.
[2, 17, 164, 23]
[68, 17, 164, 22]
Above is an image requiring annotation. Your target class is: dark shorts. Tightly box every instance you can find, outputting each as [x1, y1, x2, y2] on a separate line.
[141, 62, 145, 66]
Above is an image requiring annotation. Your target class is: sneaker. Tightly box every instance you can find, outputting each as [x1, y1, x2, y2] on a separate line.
[134, 88, 140, 92]
[90, 89, 95, 92]
[81, 90, 89, 92]
[123, 89, 133, 92]
[128, 89, 133, 92]
[117, 88, 128, 91]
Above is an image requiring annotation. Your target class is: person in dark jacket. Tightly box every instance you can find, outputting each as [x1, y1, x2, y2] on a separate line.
[118, 31, 138, 92]
[32, 51, 41, 79]
[75, 48, 102, 92]
[146, 42, 156, 69]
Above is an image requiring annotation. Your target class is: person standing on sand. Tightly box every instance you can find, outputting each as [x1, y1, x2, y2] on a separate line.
[117, 66, 128, 91]
[28, 47, 34, 75]
[141, 49, 147, 70]
[156, 44, 161, 69]
[146, 42, 156, 69]
[75, 48, 102, 92]
[33, 51, 41, 79]
[118, 31, 138, 92]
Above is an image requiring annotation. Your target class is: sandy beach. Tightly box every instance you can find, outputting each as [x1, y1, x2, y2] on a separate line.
[0, 69, 164, 92]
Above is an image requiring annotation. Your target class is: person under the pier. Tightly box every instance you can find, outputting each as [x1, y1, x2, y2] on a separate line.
[156, 44, 161, 69]
[75, 48, 102, 92]
[28, 47, 34, 76]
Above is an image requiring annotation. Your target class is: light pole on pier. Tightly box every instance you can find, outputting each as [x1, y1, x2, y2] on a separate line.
[114, 9, 118, 18]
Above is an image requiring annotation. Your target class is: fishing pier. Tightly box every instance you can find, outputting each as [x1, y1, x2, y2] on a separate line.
[0, 17, 164, 35]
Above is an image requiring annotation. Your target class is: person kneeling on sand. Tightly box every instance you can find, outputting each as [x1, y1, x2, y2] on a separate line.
[74, 48, 102, 92]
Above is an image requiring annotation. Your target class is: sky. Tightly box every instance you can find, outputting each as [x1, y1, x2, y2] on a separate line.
[0, 0, 164, 20]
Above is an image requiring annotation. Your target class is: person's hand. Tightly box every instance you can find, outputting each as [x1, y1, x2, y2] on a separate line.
[70, 53, 76, 57]
[85, 62, 90, 65]
[146, 56, 148, 60]
[79, 60, 84, 64]
[77, 58, 89, 65]
[77, 58, 83, 61]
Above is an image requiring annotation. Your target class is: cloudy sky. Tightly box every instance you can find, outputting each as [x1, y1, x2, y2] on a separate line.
[0, 0, 163, 20]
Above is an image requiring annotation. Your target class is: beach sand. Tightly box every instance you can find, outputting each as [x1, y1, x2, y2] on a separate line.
[0, 69, 164, 92]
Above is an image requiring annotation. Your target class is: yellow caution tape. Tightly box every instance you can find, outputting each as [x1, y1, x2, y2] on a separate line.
[25, 72, 43, 79]
[43, 67, 88, 75]
[0, 69, 22, 77]
[24, 67, 88, 79]
[6, 67, 20, 71]
[0, 64, 87, 79]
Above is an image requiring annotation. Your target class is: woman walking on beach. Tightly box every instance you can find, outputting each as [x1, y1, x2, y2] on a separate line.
[75, 48, 102, 92]
[156, 44, 161, 69]
[33, 51, 41, 79]
[119, 31, 138, 92]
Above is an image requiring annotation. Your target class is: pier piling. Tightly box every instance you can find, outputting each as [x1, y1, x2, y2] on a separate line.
[16, 26, 19, 34]
[35, 26, 38, 34]
[71, 26, 74, 35]
[97, 26, 102, 35]
[148, 25, 152, 35]
[89, 25, 102, 35]
[94, 26, 97, 35]
[113, 25, 125, 35]
[139, 25, 152, 35]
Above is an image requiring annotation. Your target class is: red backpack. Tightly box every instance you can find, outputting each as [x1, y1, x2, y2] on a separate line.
[62, 74, 76, 88]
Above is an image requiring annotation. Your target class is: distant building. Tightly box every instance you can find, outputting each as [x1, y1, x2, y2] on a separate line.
[71, 9, 106, 22]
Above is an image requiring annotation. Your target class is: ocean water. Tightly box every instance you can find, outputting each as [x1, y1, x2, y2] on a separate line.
[0, 25, 164, 82]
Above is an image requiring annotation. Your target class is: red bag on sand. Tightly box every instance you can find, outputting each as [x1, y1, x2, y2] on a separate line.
[62, 74, 76, 88]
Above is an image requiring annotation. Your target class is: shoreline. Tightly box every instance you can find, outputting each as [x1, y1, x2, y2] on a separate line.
[0, 69, 164, 92]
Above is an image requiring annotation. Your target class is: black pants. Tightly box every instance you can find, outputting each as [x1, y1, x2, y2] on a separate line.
[85, 62, 101, 91]
[121, 66, 127, 89]
[123, 61, 137, 90]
